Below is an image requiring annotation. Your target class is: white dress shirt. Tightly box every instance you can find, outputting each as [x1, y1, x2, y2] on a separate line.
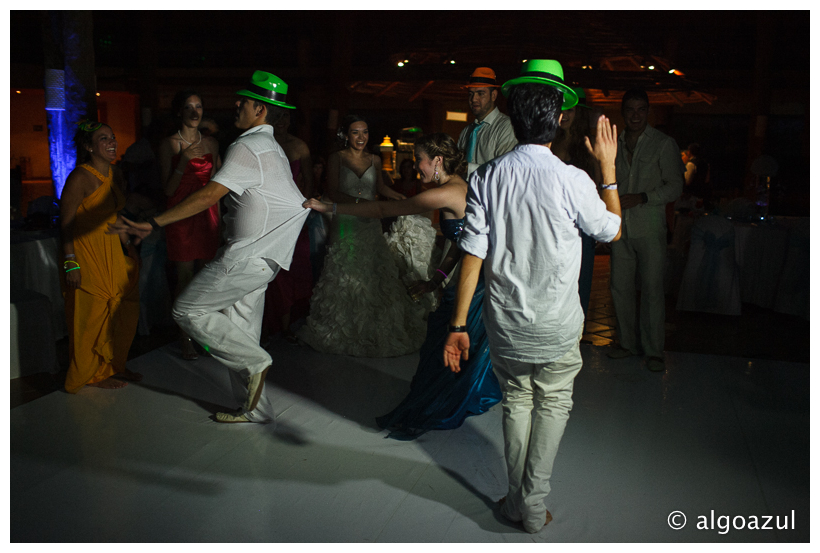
[459, 144, 621, 362]
[212, 125, 309, 269]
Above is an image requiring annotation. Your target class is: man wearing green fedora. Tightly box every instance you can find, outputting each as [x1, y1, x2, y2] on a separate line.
[109, 71, 309, 423]
[444, 60, 623, 533]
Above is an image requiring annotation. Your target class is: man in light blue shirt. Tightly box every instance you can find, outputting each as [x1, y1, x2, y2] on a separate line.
[444, 60, 622, 534]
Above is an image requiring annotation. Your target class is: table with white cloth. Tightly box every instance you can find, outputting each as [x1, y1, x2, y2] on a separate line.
[732, 217, 809, 319]
[10, 229, 67, 339]
[673, 215, 809, 319]
[10, 289, 59, 378]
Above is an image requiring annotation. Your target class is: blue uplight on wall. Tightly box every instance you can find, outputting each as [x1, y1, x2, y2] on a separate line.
[44, 68, 75, 199]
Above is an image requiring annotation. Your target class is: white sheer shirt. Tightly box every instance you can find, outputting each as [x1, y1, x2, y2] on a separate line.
[211, 124, 309, 270]
[459, 144, 621, 363]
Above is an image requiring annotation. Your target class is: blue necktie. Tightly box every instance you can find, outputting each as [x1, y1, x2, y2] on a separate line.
[467, 121, 484, 163]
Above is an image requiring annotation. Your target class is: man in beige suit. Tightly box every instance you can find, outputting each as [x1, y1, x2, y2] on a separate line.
[609, 88, 684, 372]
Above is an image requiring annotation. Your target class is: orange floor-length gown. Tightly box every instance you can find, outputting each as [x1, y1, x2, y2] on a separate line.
[63, 164, 140, 393]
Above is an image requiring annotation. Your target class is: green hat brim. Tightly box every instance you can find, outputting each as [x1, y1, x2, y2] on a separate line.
[236, 89, 296, 110]
[501, 77, 579, 110]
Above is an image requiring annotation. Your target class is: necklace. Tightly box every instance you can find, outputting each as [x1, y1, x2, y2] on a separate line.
[177, 130, 201, 146]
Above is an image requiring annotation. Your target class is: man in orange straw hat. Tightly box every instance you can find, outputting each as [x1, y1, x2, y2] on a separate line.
[457, 67, 517, 176]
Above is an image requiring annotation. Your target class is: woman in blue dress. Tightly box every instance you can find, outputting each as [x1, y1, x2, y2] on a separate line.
[304, 133, 501, 439]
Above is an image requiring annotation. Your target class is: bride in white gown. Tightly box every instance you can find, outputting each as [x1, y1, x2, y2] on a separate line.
[298, 115, 428, 357]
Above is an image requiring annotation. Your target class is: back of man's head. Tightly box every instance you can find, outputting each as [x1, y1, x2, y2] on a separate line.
[621, 88, 649, 110]
[507, 83, 563, 145]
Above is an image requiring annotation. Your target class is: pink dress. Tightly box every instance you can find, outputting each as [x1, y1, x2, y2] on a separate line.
[165, 153, 219, 262]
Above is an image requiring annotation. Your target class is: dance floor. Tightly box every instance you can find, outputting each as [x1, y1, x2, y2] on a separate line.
[10, 338, 809, 543]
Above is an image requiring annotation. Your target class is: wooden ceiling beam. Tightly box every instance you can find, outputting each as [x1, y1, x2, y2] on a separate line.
[376, 81, 401, 97]
[409, 80, 435, 102]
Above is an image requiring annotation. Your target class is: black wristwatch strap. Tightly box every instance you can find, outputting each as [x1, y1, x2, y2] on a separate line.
[148, 217, 162, 231]
[449, 325, 467, 333]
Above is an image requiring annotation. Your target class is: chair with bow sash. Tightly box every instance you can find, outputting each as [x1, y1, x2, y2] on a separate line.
[676, 214, 741, 315]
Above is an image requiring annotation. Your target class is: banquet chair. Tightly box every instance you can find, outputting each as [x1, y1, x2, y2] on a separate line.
[676, 214, 741, 316]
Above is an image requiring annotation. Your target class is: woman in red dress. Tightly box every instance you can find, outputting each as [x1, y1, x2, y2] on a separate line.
[158, 89, 222, 359]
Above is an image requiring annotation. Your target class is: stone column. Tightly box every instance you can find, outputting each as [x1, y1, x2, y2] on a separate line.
[41, 11, 97, 197]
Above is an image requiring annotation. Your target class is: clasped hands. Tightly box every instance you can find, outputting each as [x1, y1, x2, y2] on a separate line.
[107, 215, 152, 245]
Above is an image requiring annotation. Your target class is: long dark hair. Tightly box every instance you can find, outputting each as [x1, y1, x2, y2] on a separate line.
[415, 133, 467, 178]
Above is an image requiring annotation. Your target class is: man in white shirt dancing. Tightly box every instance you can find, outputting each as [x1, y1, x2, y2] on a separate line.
[110, 71, 308, 423]
[444, 60, 622, 533]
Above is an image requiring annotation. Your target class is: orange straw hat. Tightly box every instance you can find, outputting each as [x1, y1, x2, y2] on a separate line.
[463, 67, 501, 89]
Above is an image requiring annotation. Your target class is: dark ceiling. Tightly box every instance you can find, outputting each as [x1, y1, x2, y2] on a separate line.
[11, 10, 810, 105]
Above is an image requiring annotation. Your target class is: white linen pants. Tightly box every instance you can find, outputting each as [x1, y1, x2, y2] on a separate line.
[173, 255, 280, 421]
[492, 339, 583, 534]
[610, 230, 667, 358]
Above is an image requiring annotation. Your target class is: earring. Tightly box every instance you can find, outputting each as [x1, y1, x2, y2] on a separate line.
[345, 138, 349, 147]
[434, 168, 440, 183]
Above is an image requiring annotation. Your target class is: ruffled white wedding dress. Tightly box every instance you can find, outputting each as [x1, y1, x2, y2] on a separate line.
[385, 214, 440, 313]
[298, 162, 427, 357]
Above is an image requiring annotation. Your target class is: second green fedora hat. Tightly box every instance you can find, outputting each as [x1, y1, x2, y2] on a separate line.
[237, 70, 296, 110]
[501, 60, 578, 110]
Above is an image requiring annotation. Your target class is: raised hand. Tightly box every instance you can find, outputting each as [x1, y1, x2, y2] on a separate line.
[585, 115, 618, 168]
[443, 332, 471, 373]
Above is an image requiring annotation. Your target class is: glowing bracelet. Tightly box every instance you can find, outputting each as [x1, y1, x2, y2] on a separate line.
[63, 260, 80, 268]
[65, 266, 81, 272]
[436, 269, 448, 279]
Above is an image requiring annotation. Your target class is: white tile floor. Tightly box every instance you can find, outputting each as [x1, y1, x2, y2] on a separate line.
[10, 340, 810, 542]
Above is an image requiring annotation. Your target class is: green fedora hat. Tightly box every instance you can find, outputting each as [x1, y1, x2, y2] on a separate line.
[570, 86, 590, 110]
[237, 70, 296, 110]
[501, 59, 578, 110]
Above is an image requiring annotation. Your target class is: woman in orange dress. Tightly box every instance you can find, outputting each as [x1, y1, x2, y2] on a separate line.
[60, 121, 141, 392]
[158, 89, 222, 359]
